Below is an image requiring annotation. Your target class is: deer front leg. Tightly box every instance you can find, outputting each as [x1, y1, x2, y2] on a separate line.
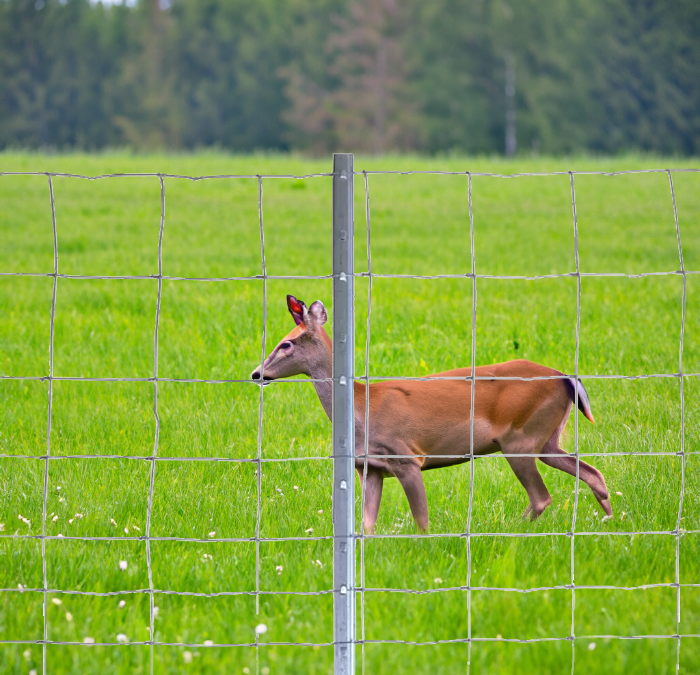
[357, 467, 384, 534]
[505, 456, 552, 520]
[393, 460, 430, 532]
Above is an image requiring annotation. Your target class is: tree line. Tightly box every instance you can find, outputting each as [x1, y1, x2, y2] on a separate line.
[1, 0, 698, 155]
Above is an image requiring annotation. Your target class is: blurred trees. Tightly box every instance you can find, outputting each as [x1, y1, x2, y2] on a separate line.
[0, 0, 699, 154]
[283, 0, 421, 153]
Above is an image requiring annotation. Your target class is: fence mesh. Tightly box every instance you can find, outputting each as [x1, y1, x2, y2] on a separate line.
[0, 166, 699, 674]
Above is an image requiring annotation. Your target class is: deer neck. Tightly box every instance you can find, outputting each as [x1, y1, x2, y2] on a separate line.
[308, 330, 333, 421]
[309, 364, 333, 421]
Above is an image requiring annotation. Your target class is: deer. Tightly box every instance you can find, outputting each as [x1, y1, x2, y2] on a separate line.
[251, 295, 613, 533]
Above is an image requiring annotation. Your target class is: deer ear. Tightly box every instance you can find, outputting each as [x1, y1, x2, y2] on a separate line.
[287, 295, 307, 326]
[308, 300, 327, 327]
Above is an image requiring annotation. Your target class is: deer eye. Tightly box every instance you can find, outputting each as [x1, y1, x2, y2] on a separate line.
[280, 342, 293, 350]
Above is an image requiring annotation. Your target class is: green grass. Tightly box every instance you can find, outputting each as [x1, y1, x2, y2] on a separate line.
[1, 151, 699, 674]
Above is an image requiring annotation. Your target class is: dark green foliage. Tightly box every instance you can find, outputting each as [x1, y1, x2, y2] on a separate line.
[0, 0, 699, 154]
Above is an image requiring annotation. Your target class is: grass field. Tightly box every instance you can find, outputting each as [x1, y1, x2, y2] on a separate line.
[1, 152, 699, 674]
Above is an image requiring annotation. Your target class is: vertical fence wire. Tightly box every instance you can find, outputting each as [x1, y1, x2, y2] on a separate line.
[41, 173, 59, 674]
[361, 170, 373, 675]
[667, 170, 687, 674]
[466, 172, 476, 673]
[255, 175, 268, 669]
[569, 171, 582, 675]
[145, 174, 165, 675]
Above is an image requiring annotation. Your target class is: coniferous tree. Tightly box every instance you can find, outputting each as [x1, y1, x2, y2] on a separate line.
[282, 0, 420, 154]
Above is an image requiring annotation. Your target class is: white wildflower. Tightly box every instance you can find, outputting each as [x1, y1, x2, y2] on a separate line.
[261, 668, 270, 675]
[65, 612, 73, 622]
[124, 528, 129, 534]
[255, 623, 268, 635]
[588, 642, 596, 651]
[208, 531, 216, 538]
[304, 527, 314, 534]
[183, 651, 193, 664]
[110, 519, 117, 526]
[119, 560, 128, 571]
[615, 491, 623, 496]
[203, 640, 214, 647]
[434, 577, 443, 584]
[293, 486, 299, 490]
[52, 515, 58, 522]
[133, 525, 141, 532]
[23, 650, 31, 660]
[52, 598, 62, 606]
[153, 606, 159, 618]
[118, 600, 126, 609]
[69, 519, 73, 525]
[83, 637, 95, 644]
[318, 510, 323, 514]
[275, 565, 283, 575]
[313, 559, 323, 567]
[29, 670, 37, 675]
[59, 497, 65, 503]
[116, 633, 128, 643]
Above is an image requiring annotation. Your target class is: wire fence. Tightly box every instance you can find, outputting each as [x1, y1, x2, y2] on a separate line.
[0, 162, 699, 675]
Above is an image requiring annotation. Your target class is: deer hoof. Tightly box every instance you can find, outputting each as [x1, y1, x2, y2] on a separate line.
[598, 497, 613, 517]
[524, 497, 551, 521]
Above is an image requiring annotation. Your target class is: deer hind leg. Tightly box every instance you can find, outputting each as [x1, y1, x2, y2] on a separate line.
[505, 455, 552, 520]
[357, 467, 384, 534]
[538, 442, 612, 517]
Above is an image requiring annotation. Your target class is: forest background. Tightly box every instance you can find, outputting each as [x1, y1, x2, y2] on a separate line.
[1, 0, 699, 156]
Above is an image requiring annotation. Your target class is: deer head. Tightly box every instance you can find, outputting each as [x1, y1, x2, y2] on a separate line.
[251, 295, 331, 381]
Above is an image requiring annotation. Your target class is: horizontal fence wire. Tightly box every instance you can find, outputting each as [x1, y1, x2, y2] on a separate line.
[3, 528, 699, 543]
[2, 272, 699, 281]
[5, 580, 700, 596]
[0, 167, 696, 669]
[3, 635, 700, 649]
[2, 168, 700, 178]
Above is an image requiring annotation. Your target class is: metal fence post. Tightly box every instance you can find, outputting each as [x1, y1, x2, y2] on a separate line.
[332, 152, 356, 673]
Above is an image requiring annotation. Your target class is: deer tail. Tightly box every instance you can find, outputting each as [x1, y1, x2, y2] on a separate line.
[564, 377, 595, 424]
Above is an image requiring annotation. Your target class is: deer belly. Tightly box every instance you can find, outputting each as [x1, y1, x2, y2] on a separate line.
[419, 418, 500, 470]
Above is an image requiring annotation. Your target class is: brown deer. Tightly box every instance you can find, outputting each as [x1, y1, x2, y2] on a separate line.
[252, 295, 612, 533]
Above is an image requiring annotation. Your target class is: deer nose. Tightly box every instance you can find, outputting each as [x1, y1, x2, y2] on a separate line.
[251, 370, 261, 380]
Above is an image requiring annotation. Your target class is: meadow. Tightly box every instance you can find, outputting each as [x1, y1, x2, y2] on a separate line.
[1, 152, 699, 674]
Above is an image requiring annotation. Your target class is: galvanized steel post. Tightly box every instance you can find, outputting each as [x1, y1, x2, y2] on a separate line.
[332, 153, 356, 673]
